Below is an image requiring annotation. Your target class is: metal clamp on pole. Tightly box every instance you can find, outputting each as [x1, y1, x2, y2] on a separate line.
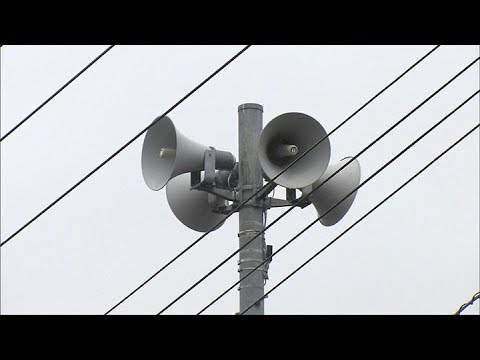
[190, 148, 238, 205]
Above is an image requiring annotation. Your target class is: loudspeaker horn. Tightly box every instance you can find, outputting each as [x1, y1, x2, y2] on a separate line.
[166, 173, 227, 232]
[141, 116, 235, 191]
[300, 157, 361, 226]
[258, 112, 331, 189]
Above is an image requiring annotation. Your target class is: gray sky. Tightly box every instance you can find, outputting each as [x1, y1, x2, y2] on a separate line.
[1, 45, 479, 315]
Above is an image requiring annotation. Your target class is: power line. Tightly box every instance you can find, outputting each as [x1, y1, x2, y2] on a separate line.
[198, 90, 479, 314]
[0, 45, 251, 248]
[241, 124, 480, 314]
[454, 291, 480, 315]
[0, 45, 115, 142]
[157, 57, 478, 314]
[156, 58, 479, 315]
[104, 45, 441, 314]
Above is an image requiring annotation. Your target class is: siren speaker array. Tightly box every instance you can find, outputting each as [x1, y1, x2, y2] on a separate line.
[141, 111, 360, 232]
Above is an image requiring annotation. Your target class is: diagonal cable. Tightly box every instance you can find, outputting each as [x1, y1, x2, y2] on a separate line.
[199, 90, 479, 314]
[454, 291, 480, 315]
[240, 125, 480, 315]
[105, 45, 441, 314]
[1, 45, 251, 247]
[0, 45, 115, 142]
[241, 124, 480, 314]
[156, 57, 479, 315]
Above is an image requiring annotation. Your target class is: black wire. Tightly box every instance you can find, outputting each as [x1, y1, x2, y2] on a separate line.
[105, 45, 441, 314]
[0, 45, 251, 249]
[454, 291, 480, 315]
[0, 45, 115, 142]
[156, 57, 479, 315]
[241, 124, 480, 314]
[198, 90, 480, 314]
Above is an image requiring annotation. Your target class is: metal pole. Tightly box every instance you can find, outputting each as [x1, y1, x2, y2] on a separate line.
[237, 103, 266, 315]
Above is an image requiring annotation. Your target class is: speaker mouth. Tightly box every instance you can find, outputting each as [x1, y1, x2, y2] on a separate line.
[259, 112, 331, 189]
[141, 116, 177, 191]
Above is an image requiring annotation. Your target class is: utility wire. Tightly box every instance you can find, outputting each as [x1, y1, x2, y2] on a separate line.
[156, 57, 479, 315]
[198, 90, 480, 314]
[0, 45, 115, 142]
[1, 45, 251, 248]
[105, 45, 441, 314]
[241, 124, 480, 314]
[454, 291, 480, 315]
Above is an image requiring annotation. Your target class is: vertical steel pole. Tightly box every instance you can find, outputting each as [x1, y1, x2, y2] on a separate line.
[237, 103, 265, 315]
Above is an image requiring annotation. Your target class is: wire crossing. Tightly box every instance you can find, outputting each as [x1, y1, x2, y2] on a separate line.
[198, 90, 479, 314]
[155, 58, 479, 315]
[105, 45, 441, 314]
[0, 45, 115, 142]
[454, 291, 480, 315]
[1, 45, 252, 248]
[241, 124, 480, 314]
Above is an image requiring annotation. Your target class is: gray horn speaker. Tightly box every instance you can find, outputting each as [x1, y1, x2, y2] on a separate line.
[300, 157, 361, 226]
[258, 112, 331, 189]
[141, 116, 235, 190]
[166, 173, 227, 232]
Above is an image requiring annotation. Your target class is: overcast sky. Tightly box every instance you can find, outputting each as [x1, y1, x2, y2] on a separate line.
[1, 45, 479, 315]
